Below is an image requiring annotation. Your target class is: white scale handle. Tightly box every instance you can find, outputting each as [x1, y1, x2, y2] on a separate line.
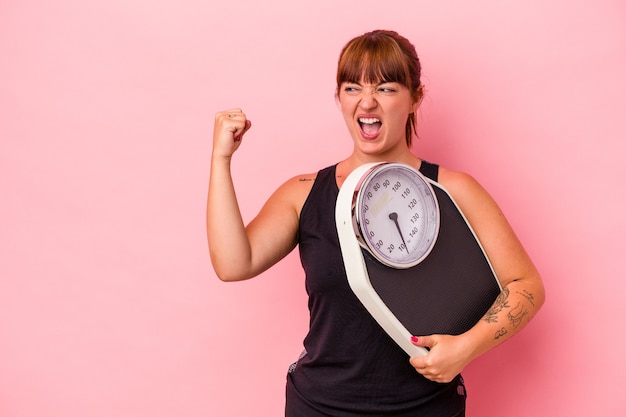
[335, 163, 428, 357]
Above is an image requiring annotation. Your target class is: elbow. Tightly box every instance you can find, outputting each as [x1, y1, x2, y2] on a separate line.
[210, 255, 253, 282]
[214, 269, 249, 282]
[508, 272, 546, 313]
[523, 274, 546, 313]
[209, 244, 258, 282]
[209, 248, 249, 282]
[530, 269, 546, 309]
[526, 273, 547, 313]
[213, 266, 232, 282]
[211, 262, 247, 282]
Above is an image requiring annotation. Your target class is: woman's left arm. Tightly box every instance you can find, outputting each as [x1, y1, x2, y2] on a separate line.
[409, 169, 545, 383]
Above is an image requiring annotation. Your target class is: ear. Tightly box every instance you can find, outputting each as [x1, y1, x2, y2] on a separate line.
[411, 85, 425, 112]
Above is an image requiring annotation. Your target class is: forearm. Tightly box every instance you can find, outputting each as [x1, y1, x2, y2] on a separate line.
[463, 275, 545, 361]
[206, 155, 253, 281]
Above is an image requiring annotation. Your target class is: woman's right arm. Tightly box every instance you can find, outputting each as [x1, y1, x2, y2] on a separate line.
[206, 109, 302, 281]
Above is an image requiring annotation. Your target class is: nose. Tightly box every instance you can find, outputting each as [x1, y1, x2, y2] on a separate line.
[359, 88, 378, 110]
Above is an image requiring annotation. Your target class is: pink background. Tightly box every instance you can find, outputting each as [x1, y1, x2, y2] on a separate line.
[2, 1, 625, 416]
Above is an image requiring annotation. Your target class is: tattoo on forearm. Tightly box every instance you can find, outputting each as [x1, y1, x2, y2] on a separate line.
[516, 289, 535, 306]
[508, 302, 529, 328]
[483, 287, 510, 323]
[485, 286, 534, 341]
[495, 327, 508, 340]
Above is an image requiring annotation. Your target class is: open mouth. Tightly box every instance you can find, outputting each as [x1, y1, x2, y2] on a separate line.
[358, 117, 382, 137]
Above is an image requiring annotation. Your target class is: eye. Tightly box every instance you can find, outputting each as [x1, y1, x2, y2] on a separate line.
[377, 85, 397, 94]
[343, 85, 361, 95]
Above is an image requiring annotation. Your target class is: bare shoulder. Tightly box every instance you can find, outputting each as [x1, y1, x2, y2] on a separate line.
[278, 172, 317, 195]
[436, 166, 503, 221]
[438, 165, 486, 197]
[270, 172, 318, 216]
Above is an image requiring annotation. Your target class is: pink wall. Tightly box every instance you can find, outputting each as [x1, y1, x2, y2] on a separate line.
[1, 1, 625, 416]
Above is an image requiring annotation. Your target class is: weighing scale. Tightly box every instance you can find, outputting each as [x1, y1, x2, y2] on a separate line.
[335, 162, 502, 356]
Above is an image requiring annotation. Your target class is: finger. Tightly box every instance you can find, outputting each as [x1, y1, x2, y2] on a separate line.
[409, 357, 440, 381]
[410, 335, 434, 349]
[409, 356, 426, 371]
[216, 109, 245, 124]
[222, 108, 243, 116]
[242, 119, 252, 135]
[234, 119, 252, 142]
[409, 336, 432, 371]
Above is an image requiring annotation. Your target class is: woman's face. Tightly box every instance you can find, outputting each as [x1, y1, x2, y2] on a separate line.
[338, 79, 418, 157]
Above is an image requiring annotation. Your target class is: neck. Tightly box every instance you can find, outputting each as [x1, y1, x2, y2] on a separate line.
[351, 146, 420, 167]
[336, 149, 421, 188]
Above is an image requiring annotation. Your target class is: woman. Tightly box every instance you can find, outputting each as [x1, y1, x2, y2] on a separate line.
[207, 30, 544, 417]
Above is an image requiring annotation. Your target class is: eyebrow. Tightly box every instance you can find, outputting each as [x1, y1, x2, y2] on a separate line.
[345, 80, 397, 86]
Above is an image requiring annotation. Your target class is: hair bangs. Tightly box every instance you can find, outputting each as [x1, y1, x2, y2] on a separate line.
[337, 36, 411, 87]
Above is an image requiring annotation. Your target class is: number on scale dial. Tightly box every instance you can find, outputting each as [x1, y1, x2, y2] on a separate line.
[353, 162, 440, 269]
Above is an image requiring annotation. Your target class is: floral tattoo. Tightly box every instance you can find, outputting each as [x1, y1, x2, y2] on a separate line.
[483, 287, 510, 323]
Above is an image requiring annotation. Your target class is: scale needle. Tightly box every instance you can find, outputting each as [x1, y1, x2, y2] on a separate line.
[388, 212, 409, 253]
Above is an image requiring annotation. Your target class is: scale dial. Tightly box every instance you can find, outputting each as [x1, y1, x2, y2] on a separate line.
[352, 162, 440, 269]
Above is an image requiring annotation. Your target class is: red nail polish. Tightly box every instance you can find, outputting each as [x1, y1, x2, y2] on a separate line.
[411, 336, 419, 343]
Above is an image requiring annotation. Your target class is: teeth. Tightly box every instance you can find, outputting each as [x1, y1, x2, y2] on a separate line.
[358, 117, 380, 124]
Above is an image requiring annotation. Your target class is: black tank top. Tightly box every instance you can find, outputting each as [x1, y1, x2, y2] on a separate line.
[286, 161, 466, 417]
